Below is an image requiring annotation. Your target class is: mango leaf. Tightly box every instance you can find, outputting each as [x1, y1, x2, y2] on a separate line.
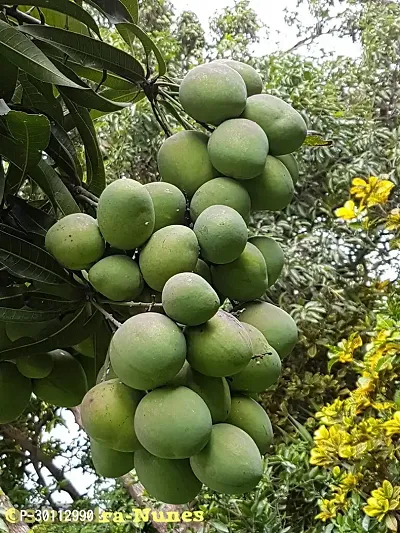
[32, 280, 86, 301]
[20, 72, 63, 125]
[85, 0, 133, 23]
[0, 307, 63, 322]
[117, 23, 166, 76]
[7, 195, 56, 237]
[304, 131, 333, 147]
[1, 110, 51, 194]
[24, 292, 82, 311]
[0, 223, 72, 285]
[48, 124, 83, 183]
[0, 306, 101, 360]
[0, 287, 25, 309]
[1, 0, 100, 37]
[0, 158, 4, 205]
[62, 95, 105, 196]
[66, 62, 135, 91]
[0, 55, 18, 101]
[20, 25, 145, 84]
[54, 60, 133, 112]
[29, 159, 81, 217]
[120, 0, 139, 22]
[93, 317, 112, 376]
[0, 20, 83, 88]
[90, 89, 145, 120]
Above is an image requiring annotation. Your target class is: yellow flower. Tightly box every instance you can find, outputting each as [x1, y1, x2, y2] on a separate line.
[364, 481, 400, 521]
[315, 499, 338, 521]
[335, 200, 359, 220]
[386, 208, 400, 231]
[350, 176, 394, 208]
[384, 412, 400, 436]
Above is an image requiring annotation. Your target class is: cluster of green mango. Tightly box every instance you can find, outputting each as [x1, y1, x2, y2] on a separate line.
[0, 58, 303, 505]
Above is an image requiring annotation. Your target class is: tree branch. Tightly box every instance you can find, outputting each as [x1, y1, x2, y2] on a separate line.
[0, 487, 30, 533]
[1, 425, 82, 502]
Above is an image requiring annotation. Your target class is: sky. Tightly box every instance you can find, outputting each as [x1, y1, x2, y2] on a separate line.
[32, 0, 364, 506]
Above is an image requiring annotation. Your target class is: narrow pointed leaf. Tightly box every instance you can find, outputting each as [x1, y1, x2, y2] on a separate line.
[0, 55, 18, 101]
[24, 292, 82, 311]
[62, 95, 105, 196]
[0, 306, 101, 360]
[20, 25, 145, 84]
[0, 287, 25, 309]
[85, 0, 132, 23]
[53, 60, 132, 112]
[7, 195, 56, 237]
[90, 89, 145, 120]
[29, 159, 80, 217]
[2, 0, 100, 37]
[117, 23, 166, 76]
[0, 307, 63, 322]
[49, 123, 83, 182]
[66, 62, 135, 90]
[120, 0, 139, 22]
[20, 73, 63, 125]
[0, 158, 4, 205]
[0, 223, 71, 285]
[0, 20, 84, 88]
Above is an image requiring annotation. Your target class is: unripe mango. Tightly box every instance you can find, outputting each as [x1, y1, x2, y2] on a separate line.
[194, 205, 247, 265]
[88, 255, 143, 301]
[0, 362, 32, 423]
[239, 301, 298, 358]
[135, 449, 202, 504]
[185, 310, 252, 377]
[32, 349, 88, 407]
[242, 94, 307, 155]
[139, 225, 199, 291]
[97, 179, 155, 250]
[190, 177, 251, 223]
[211, 242, 268, 302]
[162, 272, 220, 326]
[16, 353, 53, 379]
[212, 59, 263, 96]
[157, 131, 215, 197]
[194, 259, 212, 284]
[244, 156, 294, 211]
[90, 438, 135, 478]
[179, 63, 247, 125]
[134, 387, 212, 459]
[190, 423, 262, 494]
[276, 153, 299, 184]
[226, 395, 273, 454]
[144, 181, 186, 230]
[109, 313, 186, 390]
[249, 236, 284, 287]
[186, 366, 231, 423]
[208, 119, 269, 180]
[81, 378, 143, 452]
[229, 323, 281, 393]
[45, 213, 105, 270]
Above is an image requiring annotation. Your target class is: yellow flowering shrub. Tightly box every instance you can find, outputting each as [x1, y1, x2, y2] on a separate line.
[310, 305, 400, 530]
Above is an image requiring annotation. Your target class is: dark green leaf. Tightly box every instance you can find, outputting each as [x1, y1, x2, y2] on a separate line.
[20, 73, 63, 125]
[93, 317, 112, 376]
[54, 60, 132, 112]
[1, 110, 51, 194]
[62, 95, 105, 196]
[0, 287, 25, 309]
[7, 195, 56, 237]
[120, 0, 139, 22]
[48, 123, 83, 183]
[1, 0, 101, 37]
[90, 89, 145, 120]
[20, 25, 145, 84]
[0, 306, 101, 360]
[0, 223, 71, 285]
[0, 306, 62, 322]
[24, 292, 82, 311]
[0, 20, 83, 88]
[85, 0, 132, 23]
[65, 62, 135, 91]
[32, 280, 86, 301]
[117, 23, 166, 76]
[29, 159, 81, 216]
[0, 158, 4, 205]
[0, 55, 18, 101]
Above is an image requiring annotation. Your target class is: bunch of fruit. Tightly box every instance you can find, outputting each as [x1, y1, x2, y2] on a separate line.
[0, 58, 304, 505]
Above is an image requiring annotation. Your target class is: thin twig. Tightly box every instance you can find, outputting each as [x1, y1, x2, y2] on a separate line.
[100, 300, 163, 309]
[73, 186, 99, 203]
[76, 195, 98, 208]
[91, 300, 122, 329]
